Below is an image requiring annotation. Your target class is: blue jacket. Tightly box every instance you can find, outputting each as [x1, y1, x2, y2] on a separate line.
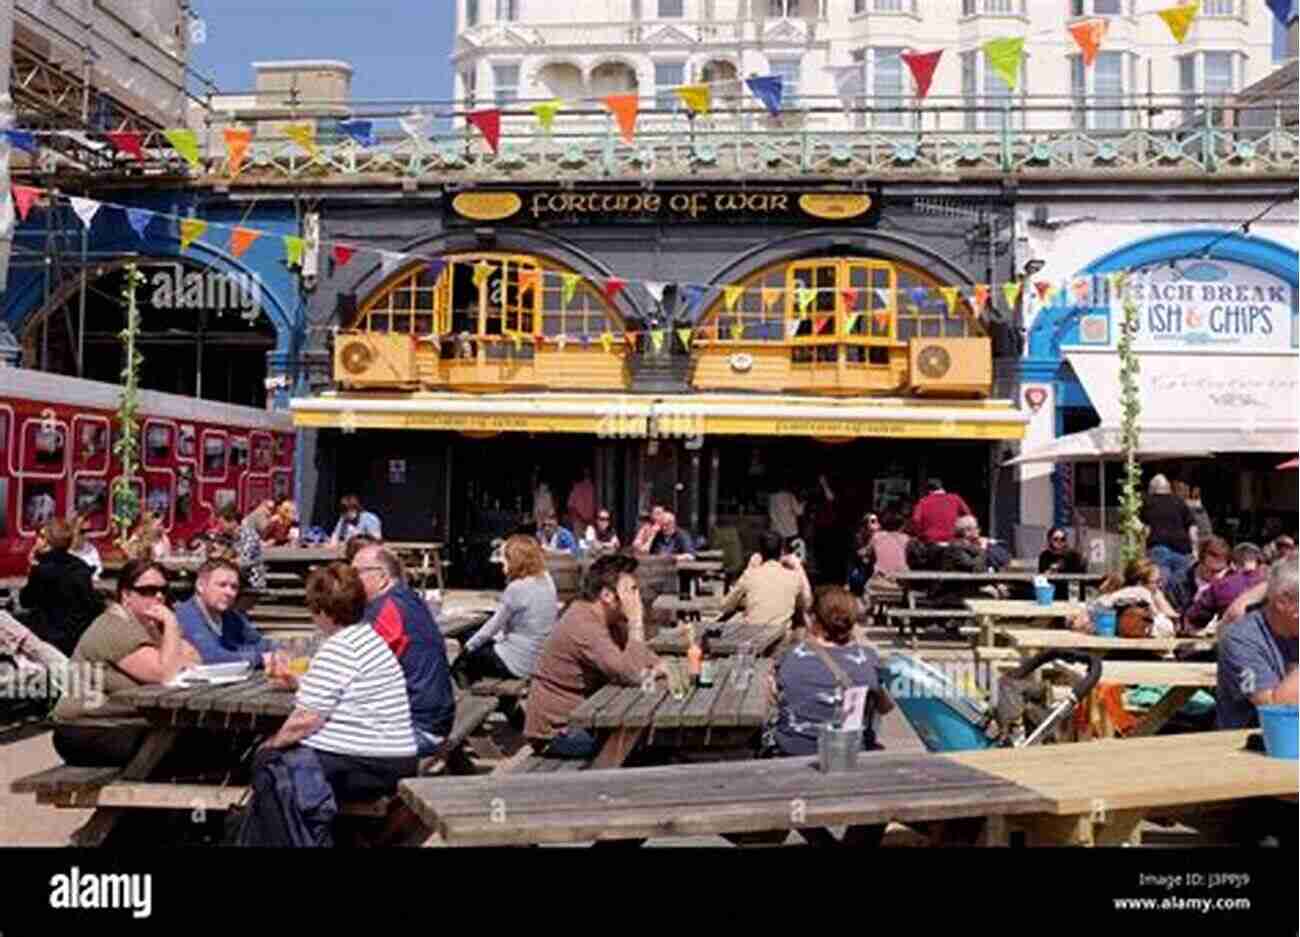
[365, 584, 455, 750]
[176, 597, 272, 668]
[541, 526, 578, 555]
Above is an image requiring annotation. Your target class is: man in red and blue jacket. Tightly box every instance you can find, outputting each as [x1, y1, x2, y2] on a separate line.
[352, 544, 455, 756]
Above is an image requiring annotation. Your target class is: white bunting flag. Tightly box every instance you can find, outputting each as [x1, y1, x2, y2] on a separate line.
[644, 281, 668, 305]
[380, 250, 404, 277]
[70, 197, 101, 229]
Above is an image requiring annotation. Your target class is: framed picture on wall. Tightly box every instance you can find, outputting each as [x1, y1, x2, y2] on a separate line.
[252, 436, 273, 471]
[231, 438, 250, 469]
[0, 479, 8, 535]
[75, 420, 110, 469]
[176, 471, 194, 524]
[214, 489, 237, 514]
[272, 471, 291, 502]
[179, 425, 196, 459]
[31, 422, 65, 468]
[144, 423, 173, 464]
[203, 435, 227, 477]
[23, 482, 58, 531]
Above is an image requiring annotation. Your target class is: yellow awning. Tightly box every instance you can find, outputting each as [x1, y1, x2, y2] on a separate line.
[291, 393, 652, 435]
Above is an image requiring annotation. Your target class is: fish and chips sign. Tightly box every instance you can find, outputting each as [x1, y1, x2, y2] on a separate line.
[1093, 260, 1298, 351]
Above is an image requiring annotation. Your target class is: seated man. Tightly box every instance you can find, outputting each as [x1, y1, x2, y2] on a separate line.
[719, 531, 812, 630]
[1216, 558, 1298, 729]
[1167, 536, 1231, 615]
[175, 559, 273, 667]
[18, 518, 105, 657]
[352, 544, 456, 757]
[649, 512, 694, 559]
[1184, 542, 1267, 635]
[631, 506, 666, 555]
[937, 516, 1006, 602]
[537, 511, 578, 556]
[1, 610, 69, 716]
[524, 554, 666, 760]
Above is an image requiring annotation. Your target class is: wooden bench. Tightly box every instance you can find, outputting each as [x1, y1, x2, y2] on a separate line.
[468, 677, 529, 700]
[885, 608, 977, 645]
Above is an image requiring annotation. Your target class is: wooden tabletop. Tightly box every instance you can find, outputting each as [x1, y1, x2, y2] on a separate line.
[115, 676, 293, 730]
[1001, 628, 1216, 656]
[567, 659, 772, 738]
[651, 594, 723, 614]
[648, 621, 787, 657]
[1049, 660, 1218, 688]
[964, 599, 1086, 620]
[675, 561, 725, 574]
[892, 571, 1103, 584]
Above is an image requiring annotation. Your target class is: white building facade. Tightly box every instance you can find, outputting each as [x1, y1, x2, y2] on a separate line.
[453, 0, 1280, 133]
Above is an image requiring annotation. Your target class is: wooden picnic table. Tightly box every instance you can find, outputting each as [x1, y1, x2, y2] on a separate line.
[648, 620, 786, 658]
[964, 599, 1086, 648]
[891, 571, 1104, 608]
[399, 729, 1296, 847]
[565, 658, 773, 769]
[1045, 660, 1219, 740]
[1000, 628, 1216, 658]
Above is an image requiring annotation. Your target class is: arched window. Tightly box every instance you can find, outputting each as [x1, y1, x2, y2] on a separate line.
[354, 252, 626, 341]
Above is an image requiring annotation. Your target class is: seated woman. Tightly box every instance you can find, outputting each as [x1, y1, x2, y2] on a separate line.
[69, 513, 104, 580]
[50, 560, 200, 767]
[1073, 558, 1179, 638]
[456, 535, 557, 686]
[258, 563, 417, 806]
[125, 513, 171, 562]
[765, 585, 896, 846]
[1038, 526, 1086, 600]
[261, 499, 300, 546]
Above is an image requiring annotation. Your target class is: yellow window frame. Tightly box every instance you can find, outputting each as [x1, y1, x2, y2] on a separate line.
[784, 259, 896, 346]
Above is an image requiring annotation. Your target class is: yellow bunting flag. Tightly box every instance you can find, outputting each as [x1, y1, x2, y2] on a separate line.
[228, 227, 260, 259]
[674, 84, 712, 116]
[796, 287, 816, 316]
[283, 235, 304, 268]
[179, 218, 207, 251]
[163, 128, 200, 169]
[599, 331, 614, 354]
[724, 285, 744, 313]
[1106, 272, 1126, 297]
[983, 37, 1026, 91]
[1157, 2, 1200, 44]
[1068, 19, 1109, 68]
[677, 327, 693, 350]
[223, 127, 252, 175]
[761, 287, 782, 311]
[730, 321, 745, 341]
[939, 286, 959, 315]
[1002, 281, 1022, 309]
[650, 330, 666, 354]
[604, 94, 639, 145]
[531, 99, 563, 133]
[845, 312, 861, 334]
[473, 260, 494, 289]
[561, 272, 580, 306]
[283, 123, 318, 156]
[513, 333, 525, 352]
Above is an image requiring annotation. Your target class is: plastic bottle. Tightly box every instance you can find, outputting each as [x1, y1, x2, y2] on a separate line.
[698, 629, 716, 688]
[686, 624, 702, 687]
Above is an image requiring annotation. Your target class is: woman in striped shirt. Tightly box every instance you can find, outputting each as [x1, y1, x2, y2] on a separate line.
[261, 562, 417, 800]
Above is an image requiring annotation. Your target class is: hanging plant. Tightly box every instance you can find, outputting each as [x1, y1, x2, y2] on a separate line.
[1115, 272, 1145, 569]
[111, 264, 146, 549]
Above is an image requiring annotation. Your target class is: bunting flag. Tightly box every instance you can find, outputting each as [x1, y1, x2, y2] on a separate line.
[427, 258, 447, 283]
[1002, 281, 1022, 310]
[467, 109, 502, 153]
[761, 286, 782, 311]
[983, 37, 1025, 91]
[908, 286, 928, 307]
[840, 287, 860, 310]
[875, 288, 891, 308]
[332, 245, 356, 267]
[511, 333, 524, 353]
[178, 217, 207, 251]
[472, 260, 494, 289]
[796, 286, 817, 316]
[556, 335, 568, 351]
[939, 286, 959, 315]
[681, 285, 706, 315]
[603, 276, 627, 303]
[900, 50, 943, 101]
[380, 251, 404, 278]
[845, 312, 861, 334]
[1106, 271, 1126, 297]
[1072, 277, 1092, 302]
[283, 123, 318, 157]
[1033, 279, 1054, 302]
[223, 127, 253, 175]
[339, 120, 377, 147]
[1157, 2, 1200, 44]
[730, 321, 745, 341]
[126, 207, 153, 239]
[604, 95, 639, 145]
[105, 131, 144, 160]
[1068, 19, 1109, 69]
[677, 327, 693, 351]
[163, 128, 200, 168]
[531, 100, 563, 133]
[644, 281, 668, 305]
[283, 235, 305, 268]
[873, 311, 891, 332]
[814, 314, 833, 335]
[599, 331, 614, 354]
[724, 285, 744, 312]
[825, 65, 865, 108]
[69, 197, 100, 229]
[746, 75, 784, 117]
[2, 129, 38, 154]
[400, 108, 434, 140]
[558, 272, 578, 306]
[229, 226, 261, 258]
[787, 319, 802, 339]
[674, 84, 711, 116]
[624, 331, 639, 350]
[518, 268, 541, 295]
[1267, 0, 1294, 26]
[973, 284, 991, 312]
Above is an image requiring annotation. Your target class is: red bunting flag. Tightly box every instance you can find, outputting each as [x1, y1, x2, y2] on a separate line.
[105, 131, 145, 160]
[814, 314, 833, 335]
[973, 284, 991, 311]
[467, 109, 502, 154]
[839, 287, 860, 310]
[1033, 279, 1053, 301]
[900, 50, 943, 101]
[603, 276, 627, 302]
[332, 245, 356, 267]
[11, 185, 41, 221]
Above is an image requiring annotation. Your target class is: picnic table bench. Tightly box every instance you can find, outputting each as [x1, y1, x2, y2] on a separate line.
[648, 620, 787, 658]
[999, 628, 1216, 658]
[964, 599, 1087, 648]
[398, 730, 1297, 847]
[1044, 659, 1218, 740]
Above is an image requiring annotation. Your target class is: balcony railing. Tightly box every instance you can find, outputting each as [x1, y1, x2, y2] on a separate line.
[28, 92, 1299, 182]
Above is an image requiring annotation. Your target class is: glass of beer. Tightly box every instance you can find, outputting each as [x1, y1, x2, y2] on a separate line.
[667, 660, 688, 702]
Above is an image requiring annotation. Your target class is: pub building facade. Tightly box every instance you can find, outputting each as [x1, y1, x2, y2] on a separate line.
[290, 181, 1027, 581]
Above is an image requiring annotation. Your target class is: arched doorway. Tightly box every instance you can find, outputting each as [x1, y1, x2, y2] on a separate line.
[21, 260, 277, 407]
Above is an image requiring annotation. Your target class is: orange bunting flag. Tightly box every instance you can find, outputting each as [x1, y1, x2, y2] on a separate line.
[228, 227, 261, 258]
[518, 269, 541, 295]
[872, 311, 891, 332]
[1157, 2, 1200, 44]
[761, 287, 782, 311]
[1068, 19, 1109, 68]
[624, 331, 639, 349]
[1002, 281, 1022, 310]
[179, 217, 207, 251]
[677, 328, 693, 350]
[223, 128, 253, 175]
[973, 284, 991, 312]
[604, 94, 639, 145]
[939, 286, 959, 315]
[603, 277, 627, 302]
[724, 285, 744, 312]
[467, 109, 502, 154]
[839, 287, 860, 310]
[599, 331, 614, 354]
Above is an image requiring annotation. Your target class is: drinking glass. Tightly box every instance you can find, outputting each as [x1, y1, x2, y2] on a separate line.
[732, 641, 755, 689]
[668, 660, 688, 702]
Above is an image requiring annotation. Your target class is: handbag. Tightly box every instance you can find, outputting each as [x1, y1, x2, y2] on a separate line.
[1117, 603, 1155, 639]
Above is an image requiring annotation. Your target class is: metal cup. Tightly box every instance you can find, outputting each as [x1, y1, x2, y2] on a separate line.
[817, 724, 860, 774]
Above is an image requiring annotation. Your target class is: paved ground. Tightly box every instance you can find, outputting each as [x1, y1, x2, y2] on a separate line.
[0, 723, 91, 846]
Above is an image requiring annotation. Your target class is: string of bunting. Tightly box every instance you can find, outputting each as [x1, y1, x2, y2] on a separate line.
[1, 2, 1255, 164]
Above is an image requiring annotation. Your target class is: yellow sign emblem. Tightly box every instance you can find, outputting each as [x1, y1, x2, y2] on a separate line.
[799, 193, 872, 221]
[453, 191, 523, 222]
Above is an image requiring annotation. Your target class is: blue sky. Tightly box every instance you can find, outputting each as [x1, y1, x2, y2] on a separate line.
[189, 2, 455, 102]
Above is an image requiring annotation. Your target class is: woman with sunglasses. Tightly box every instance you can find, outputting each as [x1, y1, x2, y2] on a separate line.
[1038, 527, 1087, 601]
[50, 559, 200, 767]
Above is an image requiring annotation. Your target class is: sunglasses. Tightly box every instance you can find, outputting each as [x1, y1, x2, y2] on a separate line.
[598, 516, 611, 522]
[130, 584, 168, 597]
[1050, 536, 1067, 543]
